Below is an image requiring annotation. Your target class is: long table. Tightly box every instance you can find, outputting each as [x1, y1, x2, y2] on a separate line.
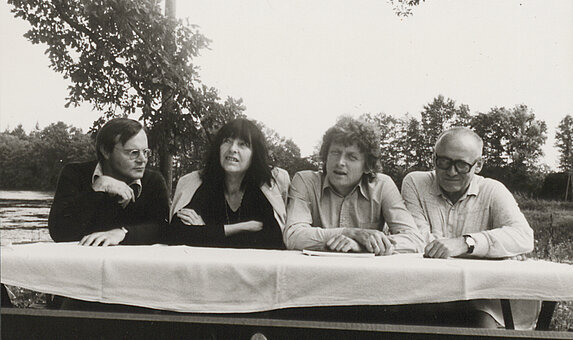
[2, 243, 573, 333]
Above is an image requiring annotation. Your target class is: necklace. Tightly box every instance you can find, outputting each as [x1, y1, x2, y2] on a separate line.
[224, 190, 244, 224]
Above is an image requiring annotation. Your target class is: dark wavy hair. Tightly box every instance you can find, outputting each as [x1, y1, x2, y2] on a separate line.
[201, 118, 272, 188]
[95, 118, 144, 163]
[319, 116, 381, 180]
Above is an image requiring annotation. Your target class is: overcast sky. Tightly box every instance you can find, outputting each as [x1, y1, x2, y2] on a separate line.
[1, 0, 572, 169]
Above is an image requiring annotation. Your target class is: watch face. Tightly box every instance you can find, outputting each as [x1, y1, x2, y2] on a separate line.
[464, 235, 475, 254]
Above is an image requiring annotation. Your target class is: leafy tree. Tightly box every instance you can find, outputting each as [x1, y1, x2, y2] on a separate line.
[471, 105, 547, 194]
[555, 115, 573, 172]
[418, 95, 471, 168]
[360, 112, 405, 182]
[0, 122, 93, 190]
[8, 0, 244, 194]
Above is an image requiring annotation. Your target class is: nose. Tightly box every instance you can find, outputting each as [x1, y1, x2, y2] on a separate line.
[446, 163, 458, 176]
[229, 140, 239, 152]
[336, 154, 347, 167]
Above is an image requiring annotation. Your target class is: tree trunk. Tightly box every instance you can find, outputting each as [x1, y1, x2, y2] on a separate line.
[159, 0, 176, 197]
[159, 143, 173, 197]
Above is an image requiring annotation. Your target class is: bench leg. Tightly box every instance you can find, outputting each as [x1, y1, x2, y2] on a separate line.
[500, 299, 514, 329]
[535, 301, 557, 331]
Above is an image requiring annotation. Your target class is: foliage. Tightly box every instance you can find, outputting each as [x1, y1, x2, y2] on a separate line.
[255, 121, 319, 177]
[0, 122, 94, 190]
[388, 0, 425, 17]
[7, 0, 245, 190]
[555, 115, 573, 172]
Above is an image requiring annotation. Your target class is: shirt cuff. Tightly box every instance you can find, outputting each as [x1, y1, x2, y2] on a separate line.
[469, 232, 489, 257]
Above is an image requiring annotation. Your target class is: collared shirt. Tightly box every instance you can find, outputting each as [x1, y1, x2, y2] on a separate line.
[401, 171, 534, 258]
[284, 170, 424, 252]
[92, 162, 142, 198]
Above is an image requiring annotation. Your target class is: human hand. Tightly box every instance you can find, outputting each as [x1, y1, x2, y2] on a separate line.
[343, 229, 395, 255]
[79, 228, 126, 247]
[176, 208, 206, 226]
[93, 176, 135, 208]
[326, 234, 362, 253]
[424, 237, 468, 258]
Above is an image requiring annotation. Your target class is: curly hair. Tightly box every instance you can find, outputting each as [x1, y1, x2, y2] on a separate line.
[319, 116, 381, 180]
[201, 118, 272, 189]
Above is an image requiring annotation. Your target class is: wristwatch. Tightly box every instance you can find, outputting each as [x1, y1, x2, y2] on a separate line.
[463, 235, 475, 254]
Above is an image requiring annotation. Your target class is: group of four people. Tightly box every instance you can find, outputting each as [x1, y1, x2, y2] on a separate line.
[47, 116, 535, 328]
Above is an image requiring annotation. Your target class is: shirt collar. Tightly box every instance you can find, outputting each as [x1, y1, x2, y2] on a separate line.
[92, 162, 142, 198]
[430, 170, 479, 200]
[322, 173, 369, 200]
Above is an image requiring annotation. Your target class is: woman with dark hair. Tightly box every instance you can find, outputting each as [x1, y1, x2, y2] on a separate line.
[165, 118, 289, 249]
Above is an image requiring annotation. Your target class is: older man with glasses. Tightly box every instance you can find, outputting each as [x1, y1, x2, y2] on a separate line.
[401, 126, 536, 328]
[48, 118, 169, 246]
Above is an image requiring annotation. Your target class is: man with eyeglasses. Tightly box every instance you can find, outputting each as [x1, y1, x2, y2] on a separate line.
[49, 118, 169, 246]
[401, 127, 535, 328]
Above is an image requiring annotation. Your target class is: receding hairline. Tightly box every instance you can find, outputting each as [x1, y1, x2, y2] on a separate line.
[435, 127, 483, 156]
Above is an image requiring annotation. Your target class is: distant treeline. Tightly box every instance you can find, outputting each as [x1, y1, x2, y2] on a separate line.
[1, 96, 571, 201]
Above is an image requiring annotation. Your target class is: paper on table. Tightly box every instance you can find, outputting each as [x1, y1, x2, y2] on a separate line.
[302, 249, 376, 258]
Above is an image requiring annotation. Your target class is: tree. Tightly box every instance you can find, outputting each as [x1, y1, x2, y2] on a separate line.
[0, 122, 93, 190]
[471, 105, 547, 194]
[555, 115, 573, 172]
[8, 0, 244, 194]
[418, 95, 471, 168]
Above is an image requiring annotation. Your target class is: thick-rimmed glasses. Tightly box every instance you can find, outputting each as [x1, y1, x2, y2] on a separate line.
[434, 155, 478, 174]
[117, 148, 152, 160]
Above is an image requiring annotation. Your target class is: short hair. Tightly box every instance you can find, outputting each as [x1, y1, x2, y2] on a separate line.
[201, 118, 272, 188]
[95, 118, 144, 163]
[434, 127, 483, 157]
[319, 116, 381, 179]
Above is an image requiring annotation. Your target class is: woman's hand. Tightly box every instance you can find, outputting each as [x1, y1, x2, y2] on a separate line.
[176, 208, 206, 226]
[224, 220, 263, 236]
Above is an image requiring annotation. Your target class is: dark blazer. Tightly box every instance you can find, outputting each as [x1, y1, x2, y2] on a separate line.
[48, 160, 169, 245]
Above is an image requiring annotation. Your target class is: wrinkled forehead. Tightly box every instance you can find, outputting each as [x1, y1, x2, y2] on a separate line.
[435, 135, 481, 160]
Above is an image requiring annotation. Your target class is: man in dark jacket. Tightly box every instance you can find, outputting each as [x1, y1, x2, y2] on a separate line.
[48, 118, 169, 246]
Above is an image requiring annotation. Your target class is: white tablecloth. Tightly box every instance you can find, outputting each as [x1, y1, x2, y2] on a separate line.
[2, 243, 573, 313]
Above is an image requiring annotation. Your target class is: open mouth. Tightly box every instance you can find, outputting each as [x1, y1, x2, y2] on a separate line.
[225, 156, 239, 162]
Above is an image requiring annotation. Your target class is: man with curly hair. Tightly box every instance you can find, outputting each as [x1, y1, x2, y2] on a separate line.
[284, 116, 424, 255]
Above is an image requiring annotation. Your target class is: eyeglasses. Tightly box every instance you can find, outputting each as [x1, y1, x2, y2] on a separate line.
[434, 155, 478, 174]
[117, 148, 152, 160]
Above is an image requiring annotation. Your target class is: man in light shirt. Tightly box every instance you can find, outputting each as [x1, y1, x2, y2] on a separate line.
[401, 126, 536, 328]
[49, 118, 169, 246]
[284, 116, 424, 255]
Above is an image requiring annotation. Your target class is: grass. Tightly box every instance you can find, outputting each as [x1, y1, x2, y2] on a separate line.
[4, 197, 573, 332]
[516, 195, 573, 331]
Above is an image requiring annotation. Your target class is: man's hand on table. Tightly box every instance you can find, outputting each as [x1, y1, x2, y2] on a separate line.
[341, 229, 396, 256]
[424, 237, 467, 258]
[326, 235, 363, 253]
[79, 228, 127, 247]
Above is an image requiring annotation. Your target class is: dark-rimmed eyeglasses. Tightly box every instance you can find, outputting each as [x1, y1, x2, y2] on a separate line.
[117, 148, 152, 160]
[434, 155, 478, 174]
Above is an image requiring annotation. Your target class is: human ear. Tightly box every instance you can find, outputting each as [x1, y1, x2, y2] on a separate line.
[100, 146, 111, 160]
[474, 158, 484, 174]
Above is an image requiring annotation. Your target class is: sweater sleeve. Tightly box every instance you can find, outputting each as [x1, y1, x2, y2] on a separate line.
[48, 163, 113, 242]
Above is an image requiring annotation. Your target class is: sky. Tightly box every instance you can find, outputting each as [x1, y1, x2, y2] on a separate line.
[1, 0, 572, 169]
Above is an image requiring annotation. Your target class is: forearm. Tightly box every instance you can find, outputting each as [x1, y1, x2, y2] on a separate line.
[283, 223, 344, 250]
[470, 225, 534, 258]
[48, 191, 110, 242]
[164, 218, 225, 246]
